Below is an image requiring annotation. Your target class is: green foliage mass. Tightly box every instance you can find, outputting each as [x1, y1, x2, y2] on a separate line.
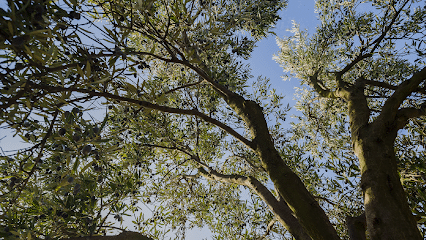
[275, 0, 426, 237]
[0, 0, 297, 239]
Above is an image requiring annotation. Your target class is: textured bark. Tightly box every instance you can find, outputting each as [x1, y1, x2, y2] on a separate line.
[353, 123, 421, 240]
[346, 213, 366, 240]
[181, 58, 340, 239]
[66, 231, 153, 240]
[224, 94, 340, 240]
[347, 78, 422, 239]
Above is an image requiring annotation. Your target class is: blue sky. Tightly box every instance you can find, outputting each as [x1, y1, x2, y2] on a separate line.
[249, 0, 319, 116]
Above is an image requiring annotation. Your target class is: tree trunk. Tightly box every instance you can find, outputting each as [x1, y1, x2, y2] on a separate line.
[353, 122, 421, 239]
[226, 96, 340, 240]
[346, 212, 366, 240]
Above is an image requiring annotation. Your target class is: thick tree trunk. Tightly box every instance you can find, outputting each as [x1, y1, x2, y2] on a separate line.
[343, 76, 422, 240]
[189, 60, 340, 239]
[353, 122, 421, 240]
[226, 96, 340, 240]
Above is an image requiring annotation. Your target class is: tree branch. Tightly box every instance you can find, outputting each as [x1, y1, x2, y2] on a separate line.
[257, 219, 277, 240]
[65, 231, 153, 240]
[160, 80, 204, 96]
[309, 71, 337, 98]
[365, 79, 426, 95]
[331, 1, 408, 91]
[232, 153, 266, 172]
[347, 77, 371, 132]
[346, 212, 367, 240]
[337, 53, 373, 77]
[28, 83, 254, 149]
[379, 66, 426, 122]
[366, 0, 409, 54]
[309, 71, 349, 100]
[7, 110, 59, 202]
[395, 105, 426, 129]
[136, 144, 310, 240]
[198, 168, 312, 240]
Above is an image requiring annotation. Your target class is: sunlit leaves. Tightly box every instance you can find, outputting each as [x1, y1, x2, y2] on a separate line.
[0, 0, 292, 238]
[275, 0, 426, 237]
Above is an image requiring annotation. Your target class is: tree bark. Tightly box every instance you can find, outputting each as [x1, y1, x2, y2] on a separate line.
[353, 123, 422, 240]
[181, 56, 340, 239]
[346, 79, 422, 239]
[346, 212, 366, 240]
[225, 95, 340, 240]
[66, 231, 153, 240]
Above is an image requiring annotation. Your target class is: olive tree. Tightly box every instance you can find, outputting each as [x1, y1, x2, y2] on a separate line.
[1, 0, 311, 239]
[275, 0, 426, 239]
[3, 0, 425, 239]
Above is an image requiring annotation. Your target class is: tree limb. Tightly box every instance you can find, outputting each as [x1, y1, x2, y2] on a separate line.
[395, 105, 426, 129]
[347, 77, 371, 133]
[160, 79, 204, 97]
[337, 53, 372, 78]
[365, 79, 426, 95]
[198, 168, 312, 240]
[257, 219, 277, 240]
[309, 71, 338, 99]
[308, 71, 349, 100]
[7, 110, 59, 202]
[65, 231, 153, 240]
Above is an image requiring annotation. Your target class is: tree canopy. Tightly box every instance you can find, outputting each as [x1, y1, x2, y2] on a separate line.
[275, 0, 426, 239]
[0, 0, 425, 240]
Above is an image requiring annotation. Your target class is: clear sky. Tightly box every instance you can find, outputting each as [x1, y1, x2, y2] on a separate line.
[249, 0, 319, 109]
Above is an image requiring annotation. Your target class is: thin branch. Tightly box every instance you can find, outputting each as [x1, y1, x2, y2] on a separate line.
[313, 196, 336, 206]
[198, 167, 311, 240]
[132, 142, 309, 239]
[335, 1, 409, 81]
[337, 53, 372, 77]
[28, 83, 254, 149]
[365, 79, 426, 95]
[160, 79, 204, 96]
[233, 153, 266, 172]
[0, 89, 26, 110]
[367, 0, 409, 54]
[8, 109, 59, 202]
[257, 219, 277, 240]
[365, 79, 398, 91]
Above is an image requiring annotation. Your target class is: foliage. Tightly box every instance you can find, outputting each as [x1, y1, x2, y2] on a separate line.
[275, 0, 426, 237]
[2, 0, 425, 239]
[0, 0, 302, 239]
